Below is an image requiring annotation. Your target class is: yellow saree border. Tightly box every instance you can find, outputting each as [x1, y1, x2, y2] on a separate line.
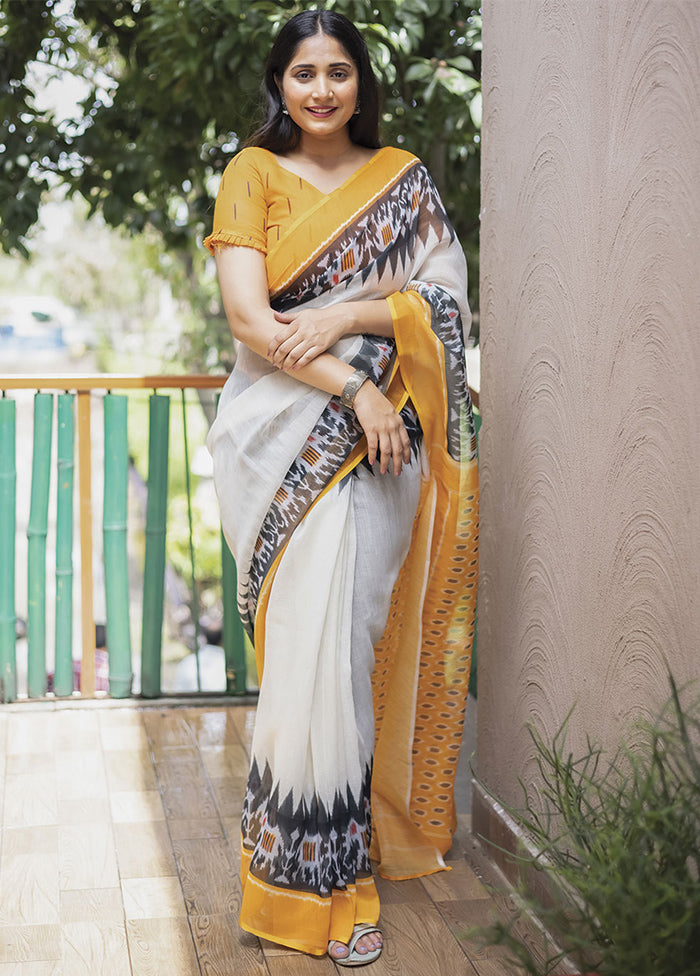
[265, 147, 418, 297]
[240, 842, 380, 955]
[370, 290, 478, 880]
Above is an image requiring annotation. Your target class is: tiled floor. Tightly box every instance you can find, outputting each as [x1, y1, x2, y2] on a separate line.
[0, 702, 533, 975]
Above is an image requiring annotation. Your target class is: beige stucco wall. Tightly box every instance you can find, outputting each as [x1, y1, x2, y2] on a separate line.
[477, 0, 700, 806]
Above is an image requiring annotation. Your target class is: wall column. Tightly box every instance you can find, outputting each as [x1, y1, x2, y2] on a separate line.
[476, 0, 700, 832]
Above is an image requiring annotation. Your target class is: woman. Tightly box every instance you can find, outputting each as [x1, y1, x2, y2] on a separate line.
[204, 9, 478, 966]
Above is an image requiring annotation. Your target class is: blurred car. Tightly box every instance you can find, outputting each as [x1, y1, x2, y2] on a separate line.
[0, 296, 92, 357]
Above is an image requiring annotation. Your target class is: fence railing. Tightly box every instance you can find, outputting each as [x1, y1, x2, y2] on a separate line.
[0, 374, 248, 703]
[0, 375, 481, 705]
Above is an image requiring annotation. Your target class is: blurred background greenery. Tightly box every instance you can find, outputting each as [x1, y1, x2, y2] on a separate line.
[1, 0, 481, 689]
[1, 0, 482, 372]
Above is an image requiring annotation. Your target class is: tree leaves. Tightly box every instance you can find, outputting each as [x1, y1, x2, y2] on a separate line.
[1, 0, 482, 357]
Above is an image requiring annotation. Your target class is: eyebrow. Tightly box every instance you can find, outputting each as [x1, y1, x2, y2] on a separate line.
[291, 61, 353, 69]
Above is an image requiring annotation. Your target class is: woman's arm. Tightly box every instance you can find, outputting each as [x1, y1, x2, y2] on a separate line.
[269, 300, 394, 371]
[215, 246, 354, 394]
[214, 245, 409, 475]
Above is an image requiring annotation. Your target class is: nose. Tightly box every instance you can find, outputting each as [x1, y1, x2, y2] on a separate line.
[312, 74, 332, 99]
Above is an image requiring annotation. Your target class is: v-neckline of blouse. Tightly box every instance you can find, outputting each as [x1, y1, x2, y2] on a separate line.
[264, 146, 388, 198]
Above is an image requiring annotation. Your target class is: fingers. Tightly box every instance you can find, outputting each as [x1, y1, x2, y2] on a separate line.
[273, 310, 294, 323]
[346, 383, 410, 475]
[281, 345, 322, 370]
[392, 420, 411, 475]
[267, 322, 294, 362]
[378, 422, 408, 476]
[362, 409, 409, 475]
[377, 430, 391, 476]
[366, 429, 379, 469]
[268, 327, 313, 370]
[269, 308, 344, 369]
[400, 419, 411, 465]
[267, 313, 326, 369]
[269, 336, 315, 370]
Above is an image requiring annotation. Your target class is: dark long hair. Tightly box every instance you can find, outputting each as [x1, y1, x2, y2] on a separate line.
[245, 9, 380, 152]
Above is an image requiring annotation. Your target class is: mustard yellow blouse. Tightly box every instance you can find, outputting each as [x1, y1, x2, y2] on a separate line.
[203, 146, 346, 255]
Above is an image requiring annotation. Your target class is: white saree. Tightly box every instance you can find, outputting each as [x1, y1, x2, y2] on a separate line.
[204, 145, 478, 954]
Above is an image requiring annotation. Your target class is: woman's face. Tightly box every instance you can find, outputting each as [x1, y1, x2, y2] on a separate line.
[278, 32, 359, 141]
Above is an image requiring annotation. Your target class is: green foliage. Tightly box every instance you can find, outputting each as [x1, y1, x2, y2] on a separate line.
[1, 0, 482, 363]
[127, 388, 223, 607]
[0, 0, 53, 255]
[166, 495, 222, 588]
[473, 676, 700, 976]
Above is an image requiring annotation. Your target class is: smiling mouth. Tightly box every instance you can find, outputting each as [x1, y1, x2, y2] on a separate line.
[306, 107, 337, 117]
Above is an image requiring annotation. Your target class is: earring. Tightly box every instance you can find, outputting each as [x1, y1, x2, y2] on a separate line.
[281, 97, 289, 116]
[353, 101, 361, 116]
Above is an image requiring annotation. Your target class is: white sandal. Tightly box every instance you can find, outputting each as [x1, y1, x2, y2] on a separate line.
[328, 924, 383, 967]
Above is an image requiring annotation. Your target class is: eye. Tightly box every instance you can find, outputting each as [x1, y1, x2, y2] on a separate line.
[294, 70, 313, 80]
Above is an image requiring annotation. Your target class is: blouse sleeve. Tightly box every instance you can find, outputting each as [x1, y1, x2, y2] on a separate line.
[203, 149, 268, 255]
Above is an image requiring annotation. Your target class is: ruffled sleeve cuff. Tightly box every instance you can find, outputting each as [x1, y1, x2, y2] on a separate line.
[202, 230, 267, 255]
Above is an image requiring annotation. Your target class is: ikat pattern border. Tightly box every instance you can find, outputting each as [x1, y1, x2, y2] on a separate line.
[271, 162, 455, 312]
[243, 337, 420, 633]
[408, 280, 477, 463]
[242, 757, 373, 897]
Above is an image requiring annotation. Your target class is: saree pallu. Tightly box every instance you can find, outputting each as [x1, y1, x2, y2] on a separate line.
[206, 147, 478, 954]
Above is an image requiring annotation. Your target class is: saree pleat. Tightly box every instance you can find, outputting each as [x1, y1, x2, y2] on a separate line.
[205, 146, 478, 954]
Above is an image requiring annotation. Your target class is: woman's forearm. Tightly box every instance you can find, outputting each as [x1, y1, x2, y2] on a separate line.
[214, 246, 409, 474]
[268, 297, 395, 370]
[339, 299, 394, 338]
[215, 246, 385, 396]
[292, 350, 357, 397]
[229, 303, 356, 397]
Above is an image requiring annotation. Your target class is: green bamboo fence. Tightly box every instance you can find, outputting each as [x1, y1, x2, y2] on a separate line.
[0, 397, 17, 702]
[54, 393, 75, 697]
[140, 393, 170, 698]
[0, 374, 246, 701]
[27, 392, 53, 698]
[181, 390, 201, 692]
[103, 393, 133, 698]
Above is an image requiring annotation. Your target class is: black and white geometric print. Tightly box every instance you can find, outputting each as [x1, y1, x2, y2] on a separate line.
[271, 161, 454, 311]
[242, 757, 373, 896]
[241, 336, 422, 635]
[407, 280, 477, 463]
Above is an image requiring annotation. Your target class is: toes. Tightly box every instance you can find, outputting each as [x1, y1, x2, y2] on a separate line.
[330, 931, 383, 960]
[329, 941, 350, 959]
[356, 934, 380, 953]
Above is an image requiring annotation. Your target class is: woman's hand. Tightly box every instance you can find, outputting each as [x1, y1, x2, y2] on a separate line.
[352, 381, 411, 476]
[214, 248, 390, 408]
[268, 307, 350, 370]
